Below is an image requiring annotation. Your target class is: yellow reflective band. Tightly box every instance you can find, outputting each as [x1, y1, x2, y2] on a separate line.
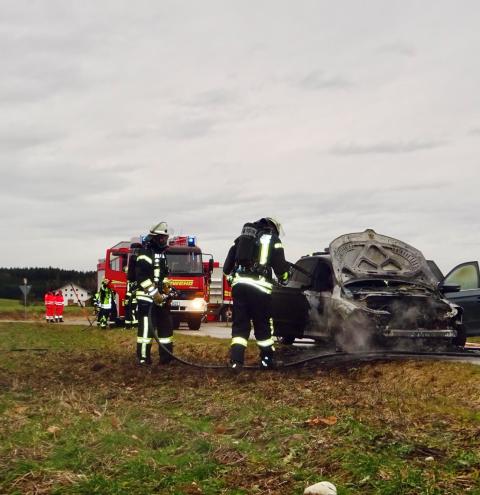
[137, 255, 153, 264]
[269, 318, 274, 334]
[137, 337, 152, 344]
[274, 242, 283, 249]
[158, 337, 173, 344]
[281, 271, 289, 281]
[137, 295, 153, 302]
[231, 337, 248, 347]
[257, 338, 274, 347]
[232, 275, 272, 294]
[141, 279, 153, 289]
[259, 234, 272, 265]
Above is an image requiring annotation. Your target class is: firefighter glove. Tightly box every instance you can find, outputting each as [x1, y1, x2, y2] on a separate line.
[279, 270, 290, 286]
[152, 291, 166, 306]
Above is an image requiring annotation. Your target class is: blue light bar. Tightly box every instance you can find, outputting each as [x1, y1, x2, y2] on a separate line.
[188, 236, 196, 247]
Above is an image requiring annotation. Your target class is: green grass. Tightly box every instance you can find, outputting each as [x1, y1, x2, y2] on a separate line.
[1, 323, 480, 494]
[0, 297, 88, 319]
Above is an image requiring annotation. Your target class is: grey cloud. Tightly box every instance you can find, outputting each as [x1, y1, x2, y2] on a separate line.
[298, 70, 353, 90]
[0, 70, 88, 104]
[112, 117, 217, 141]
[378, 42, 416, 57]
[0, 163, 132, 203]
[182, 89, 239, 108]
[330, 139, 447, 155]
[162, 117, 216, 140]
[0, 128, 65, 151]
[0, 23, 101, 104]
[468, 127, 480, 136]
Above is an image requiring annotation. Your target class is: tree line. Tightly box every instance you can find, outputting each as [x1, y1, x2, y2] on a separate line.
[0, 267, 97, 301]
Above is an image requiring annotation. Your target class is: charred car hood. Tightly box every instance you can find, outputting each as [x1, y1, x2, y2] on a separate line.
[329, 229, 439, 289]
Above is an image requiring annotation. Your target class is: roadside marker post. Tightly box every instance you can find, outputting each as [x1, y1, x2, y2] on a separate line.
[19, 278, 31, 320]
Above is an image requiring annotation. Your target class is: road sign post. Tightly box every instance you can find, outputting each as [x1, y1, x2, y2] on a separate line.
[19, 278, 32, 320]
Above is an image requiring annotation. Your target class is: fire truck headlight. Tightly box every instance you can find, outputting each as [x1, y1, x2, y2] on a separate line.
[192, 298, 206, 310]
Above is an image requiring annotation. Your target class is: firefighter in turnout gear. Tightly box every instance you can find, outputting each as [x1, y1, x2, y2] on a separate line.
[135, 222, 174, 365]
[124, 242, 142, 328]
[96, 279, 114, 329]
[223, 217, 291, 371]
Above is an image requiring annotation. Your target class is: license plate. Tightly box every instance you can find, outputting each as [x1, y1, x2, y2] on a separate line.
[170, 300, 180, 306]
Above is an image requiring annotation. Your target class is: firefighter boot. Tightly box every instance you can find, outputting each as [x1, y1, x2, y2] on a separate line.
[159, 343, 174, 364]
[260, 347, 275, 370]
[229, 344, 245, 373]
[136, 343, 152, 366]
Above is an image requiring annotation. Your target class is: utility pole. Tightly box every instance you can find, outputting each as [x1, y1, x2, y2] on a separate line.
[19, 278, 31, 320]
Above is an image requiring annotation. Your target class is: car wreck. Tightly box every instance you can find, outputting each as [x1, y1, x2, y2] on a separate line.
[272, 229, 466, 351]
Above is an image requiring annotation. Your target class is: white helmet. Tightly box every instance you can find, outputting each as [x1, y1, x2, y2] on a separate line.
[149, 221, 171, 236]
[265, 217, 284, 236]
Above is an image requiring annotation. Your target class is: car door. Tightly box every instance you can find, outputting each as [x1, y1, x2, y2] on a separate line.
[271, 258, 315, 337]
[442, 261, 480, 336]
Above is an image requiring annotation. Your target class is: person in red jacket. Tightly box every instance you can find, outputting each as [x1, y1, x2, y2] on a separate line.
[55, 290, 64, 322]
[45, 291, 56, 323]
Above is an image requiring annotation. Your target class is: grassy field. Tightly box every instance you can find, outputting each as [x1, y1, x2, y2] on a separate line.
[1, 323, 480, 494]
[0, 298, 89, 320]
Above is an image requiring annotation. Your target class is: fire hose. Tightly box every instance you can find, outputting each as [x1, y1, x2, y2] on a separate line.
[151, 274, 480, 369]
[151, 326, 480, 370]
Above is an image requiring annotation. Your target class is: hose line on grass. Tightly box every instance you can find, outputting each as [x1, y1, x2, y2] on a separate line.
[150, 327, 480, 369]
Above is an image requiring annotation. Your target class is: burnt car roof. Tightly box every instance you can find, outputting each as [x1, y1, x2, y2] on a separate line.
[329, 229, 439, 288]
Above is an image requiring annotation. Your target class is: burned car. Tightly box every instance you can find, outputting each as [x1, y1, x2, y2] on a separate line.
[272, 229, 466, 350]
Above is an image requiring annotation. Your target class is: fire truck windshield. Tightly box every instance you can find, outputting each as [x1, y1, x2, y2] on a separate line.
[167, 252, 203, 275]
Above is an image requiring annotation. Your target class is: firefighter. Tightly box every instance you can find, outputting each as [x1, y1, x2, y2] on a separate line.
[135, 222, 174, 366]
[55, 290, 64, 323]
[223, 217, 291, 371]
[125, 242, 142, 329]
[96, 278, 114, 329]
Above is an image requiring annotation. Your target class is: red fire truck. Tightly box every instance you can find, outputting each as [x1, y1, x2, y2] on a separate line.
[100, 236, 215, 330]
[206, 264, 233, 322]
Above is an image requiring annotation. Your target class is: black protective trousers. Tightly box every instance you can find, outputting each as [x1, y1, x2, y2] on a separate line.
[230, 283, 274, 365]
[124, 294, 138, 327]
[136, 300, 174, 364]
[97, 308, 110, 328]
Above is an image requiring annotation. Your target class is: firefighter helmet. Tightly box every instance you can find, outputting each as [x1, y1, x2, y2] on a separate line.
[149, 221, 171, 236]
[264, 217, 284, 236]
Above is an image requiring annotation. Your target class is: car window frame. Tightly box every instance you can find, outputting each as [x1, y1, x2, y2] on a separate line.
[290, 257, 319, 288]
[443, 261, 480, 292]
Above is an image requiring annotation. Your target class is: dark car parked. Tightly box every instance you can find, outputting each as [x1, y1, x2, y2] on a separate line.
[272, 229, 466, 350]
[430, 261, 480, 337]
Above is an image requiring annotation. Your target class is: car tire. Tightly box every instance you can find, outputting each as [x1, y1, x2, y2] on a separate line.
[188, 316, 202, 331]
[453, 323, 467, 348]
[172, 316, 181, 330]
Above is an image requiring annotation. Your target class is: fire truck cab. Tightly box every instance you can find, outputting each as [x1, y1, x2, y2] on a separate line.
[103, 242, 130, 323]
[101, 236, 214, 330]
[167, 236, 213, 330]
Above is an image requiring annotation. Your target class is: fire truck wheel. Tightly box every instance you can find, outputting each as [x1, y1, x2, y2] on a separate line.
[172, 316, 181, 330]
[188, 316, 202, 331]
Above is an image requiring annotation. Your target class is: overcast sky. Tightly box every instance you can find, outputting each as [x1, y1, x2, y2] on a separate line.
[1, 0, 479, 274]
